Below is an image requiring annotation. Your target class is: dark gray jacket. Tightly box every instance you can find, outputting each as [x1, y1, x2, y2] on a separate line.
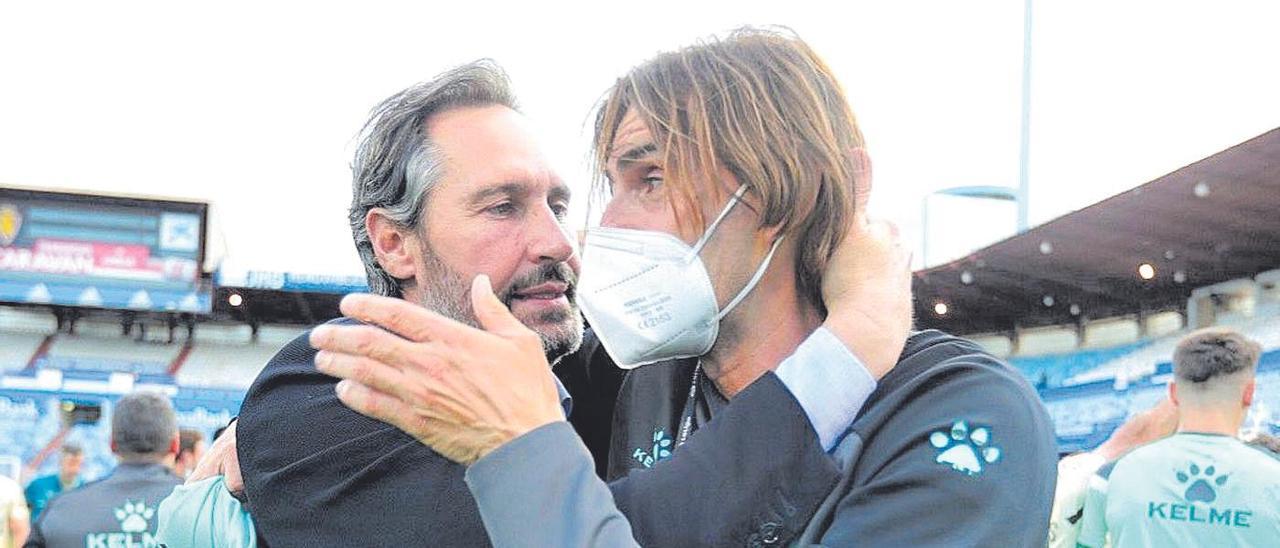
[612, 330, 1059, 547]
[25, 462, 182, 548]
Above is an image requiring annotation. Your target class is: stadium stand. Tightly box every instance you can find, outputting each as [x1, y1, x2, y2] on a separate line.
[915, 128, 1280, 455]
[0, 308, 52, 373]
[178, 324, 303, 389]
[1010, 341, 1150, 388]
[975, 278, 1280, 456]
[41, 334, 176, 377]
[0, 309, 281, 482]
[0, 333, 43, 374]
[1066, 333, 1181, 386]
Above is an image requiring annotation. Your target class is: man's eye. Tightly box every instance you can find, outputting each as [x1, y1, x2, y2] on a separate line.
[551, 203, 569, 219]
[641, 172, 664, 191]
[487, 202, 516, 216]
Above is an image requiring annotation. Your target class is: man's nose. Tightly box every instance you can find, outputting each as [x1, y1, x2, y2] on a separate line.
[528, 205, 574, 264]
[598, 200, 633, 229]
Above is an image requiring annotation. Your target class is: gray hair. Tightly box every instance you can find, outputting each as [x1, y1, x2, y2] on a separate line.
[111, 392, 178, 460]
[350, 60, 519, 297]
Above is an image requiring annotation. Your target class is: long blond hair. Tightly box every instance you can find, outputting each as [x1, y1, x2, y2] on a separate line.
[593, 27, 867, 313]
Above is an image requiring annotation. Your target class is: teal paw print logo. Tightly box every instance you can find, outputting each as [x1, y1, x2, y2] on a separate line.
[929, 420, 1001, 476]
[113, 500, 154, 533]
[1177, 463, 1228, 503]
[632, 429, 673, 468]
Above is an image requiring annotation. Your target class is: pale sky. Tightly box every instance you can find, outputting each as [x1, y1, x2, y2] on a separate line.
[2, 0, 1277, 278]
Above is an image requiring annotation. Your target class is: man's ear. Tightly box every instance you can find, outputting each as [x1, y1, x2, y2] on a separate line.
[1243, 378, 1256, 407]
[366, 208, 419, 281]
[168, 434, 180, 456]
[1168, 382, 1180, 407]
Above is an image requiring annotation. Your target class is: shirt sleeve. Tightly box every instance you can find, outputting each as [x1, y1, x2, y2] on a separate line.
[773, 326, 877, 451]
[156, 476, 258, 548]
[1048, 452, 1106, 548]
[1075, 470, 1111, 548]
[465, 421, 639, 548]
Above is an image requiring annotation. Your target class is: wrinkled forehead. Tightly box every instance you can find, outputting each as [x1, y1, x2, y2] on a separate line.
[603, 110, 661, 180]
[428, 105, 567, 196]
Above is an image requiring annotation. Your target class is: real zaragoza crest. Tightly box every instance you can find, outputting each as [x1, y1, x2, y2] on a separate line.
[0, 204, 21, 246]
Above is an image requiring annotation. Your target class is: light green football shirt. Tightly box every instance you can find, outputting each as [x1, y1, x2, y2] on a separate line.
[1078, 432, 1280, 548]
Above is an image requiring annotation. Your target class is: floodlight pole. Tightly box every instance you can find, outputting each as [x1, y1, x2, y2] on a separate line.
[921, 1, 1034, 265]
[1017, 0, 1034, 231]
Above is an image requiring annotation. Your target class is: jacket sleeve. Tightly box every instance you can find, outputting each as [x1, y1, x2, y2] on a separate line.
[465, 371, 841, 548]
[806, 363, 1058, 547]
[465, 422, 639, 548]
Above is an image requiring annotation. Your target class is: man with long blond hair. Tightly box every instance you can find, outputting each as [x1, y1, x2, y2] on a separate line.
[316, 28, 1058, 546]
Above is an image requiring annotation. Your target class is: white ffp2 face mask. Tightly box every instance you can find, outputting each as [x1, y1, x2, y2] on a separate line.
[577, 186, 783, 369]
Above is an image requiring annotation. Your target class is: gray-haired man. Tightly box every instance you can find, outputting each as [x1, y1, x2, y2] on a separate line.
[25, 393, 182, 548]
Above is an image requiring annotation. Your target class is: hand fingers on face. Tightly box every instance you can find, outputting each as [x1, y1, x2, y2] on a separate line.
[861, 220, 910, 266]
[470, 274, 528, 336]
[315, 350, 416, 401]
[310, 324, 422, 371]
[339, 293, 460, 344]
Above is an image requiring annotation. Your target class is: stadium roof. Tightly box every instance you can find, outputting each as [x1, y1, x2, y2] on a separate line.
[914, 127, 1280, 335]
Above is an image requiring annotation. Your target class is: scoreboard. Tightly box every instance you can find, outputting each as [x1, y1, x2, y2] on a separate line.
[0, 187, 211, 313]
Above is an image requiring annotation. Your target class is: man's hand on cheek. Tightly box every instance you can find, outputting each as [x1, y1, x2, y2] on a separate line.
[820, 218, 914, 380]
[310, 276, 565, 465]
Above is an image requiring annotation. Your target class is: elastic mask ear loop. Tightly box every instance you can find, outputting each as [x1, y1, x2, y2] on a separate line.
[714, 235, 785, 321]
[688, 185, 751, 257]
